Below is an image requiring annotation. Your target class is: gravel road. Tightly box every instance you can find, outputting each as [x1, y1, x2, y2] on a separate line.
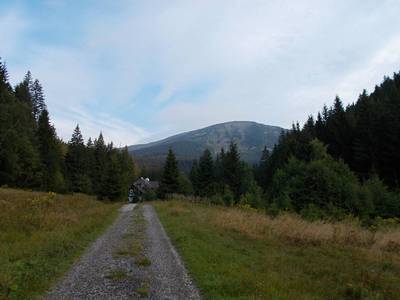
[46, 203, 201, 300]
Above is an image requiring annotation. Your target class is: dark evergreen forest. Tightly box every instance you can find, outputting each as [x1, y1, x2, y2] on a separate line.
[0, 59, 136, 200]
[159, 72, 400, 221]
[259, 73, 400, 220]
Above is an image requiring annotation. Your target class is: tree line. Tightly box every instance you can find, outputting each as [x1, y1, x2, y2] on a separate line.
[158, 72, 400, 221]
[158, 144, 262, 207]
[0, 59, 136, 200]
[260, 72, 400, 220]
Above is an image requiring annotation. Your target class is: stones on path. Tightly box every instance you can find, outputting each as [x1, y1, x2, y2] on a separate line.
[46, 203, 201, 300]
[46, 204, 142, 299]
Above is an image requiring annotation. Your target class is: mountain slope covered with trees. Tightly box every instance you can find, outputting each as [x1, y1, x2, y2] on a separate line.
[129, 121, 284, 173]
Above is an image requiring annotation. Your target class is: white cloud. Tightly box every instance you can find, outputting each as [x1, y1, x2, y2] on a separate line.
[0, 9, 27, 59]
[3, 0, 400, 144]
[148, 0, 400, 134]
[53, 105, 149, 146]
[335, 35, 400, 100]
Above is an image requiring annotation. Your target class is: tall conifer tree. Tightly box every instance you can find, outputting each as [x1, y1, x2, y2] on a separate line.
[93, 132, 108, 198]
[31, 79, 47, 121]
[197, 149, 214, 197]
[224, 142, 243, 201]
[256, 146, 270, 190]
[159, 148, 179, 198]
[189, 160, 199, 195]
[37, 109, 64, 191]
[65, 125, 91, 193]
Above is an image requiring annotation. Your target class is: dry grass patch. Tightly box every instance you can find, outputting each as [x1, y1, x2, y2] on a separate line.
[208, 205, 400, 254]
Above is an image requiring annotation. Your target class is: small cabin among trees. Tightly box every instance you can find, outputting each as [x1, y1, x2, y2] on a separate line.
[128, 177, 159, 203]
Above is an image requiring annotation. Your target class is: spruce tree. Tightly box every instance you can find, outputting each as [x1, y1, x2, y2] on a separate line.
[37, 109, 64, 191]
[4, 69, 41, 187]
[0, 60, 18, 184]
[189, 160, 199, 195]
[159, 148, 179, 198]
[103, 148, 123, 201]
[31, 79, 47, 121]
[85, 137, 96, 188]
[256, 146, 270, 190]
[65, 125, 91, 193]
[213, 148, 226, 193]
[197, 149, 214, 197]
[14, 71, 33, 105]
[87, 137, 94, 148]
[118, 146, 136, 196]
[224, 142, 243, 201]
[0, 58, 12, 91]
[93, 132, 108, 198]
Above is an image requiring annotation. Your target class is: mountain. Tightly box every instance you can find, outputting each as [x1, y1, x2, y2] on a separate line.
[128, 121, 285, 171]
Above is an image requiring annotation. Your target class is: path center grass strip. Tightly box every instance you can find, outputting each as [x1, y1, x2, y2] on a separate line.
[0, 188, 121, 300]
[154, 200, 400, 300]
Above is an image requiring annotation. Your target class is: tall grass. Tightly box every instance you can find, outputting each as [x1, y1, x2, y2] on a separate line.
[211, 206, 400, 253]
[155, 199, 400, 299]
[0, 188, 120, 300]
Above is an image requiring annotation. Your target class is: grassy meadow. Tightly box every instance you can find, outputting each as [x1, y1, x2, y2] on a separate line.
[154, 199, 400, 300]
[0, 188, 120, 300]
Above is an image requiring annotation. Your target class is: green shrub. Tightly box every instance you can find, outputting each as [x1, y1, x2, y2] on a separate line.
[300, 203, 327, 221]
[209, 194, 224, 206]
[266, 202, 280, 217]
[178, 172, 193, 195]
[207, 190, 235, 207]
[375, 217, 400, 229]
[270, 140, 360, 217]
[361, 176, 400, 218]
[239, 184, 263, 208]
[222, 188, 234, 207]
[144, 190, 157, 201]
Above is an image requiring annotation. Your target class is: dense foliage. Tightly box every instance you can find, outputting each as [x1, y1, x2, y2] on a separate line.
[0, 59, 136, 200]
[161, 72, 400, 221]
[186, 143, 258, 206]
[259, 73, 400, 219]
[269, 139, 400, 219]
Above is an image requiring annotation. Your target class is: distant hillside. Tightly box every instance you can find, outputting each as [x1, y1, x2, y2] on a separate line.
[128, 121, 285, 170]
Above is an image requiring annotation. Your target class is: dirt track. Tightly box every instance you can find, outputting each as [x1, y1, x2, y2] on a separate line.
[46, 204, 200, 300]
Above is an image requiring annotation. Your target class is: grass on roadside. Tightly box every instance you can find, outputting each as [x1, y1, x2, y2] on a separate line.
[154, 200, 400, 300]
[105, 269, 129, 281]
[0, 188, 120, 300]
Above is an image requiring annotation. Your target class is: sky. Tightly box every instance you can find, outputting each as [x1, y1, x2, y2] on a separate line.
[1, 0, 400, 146]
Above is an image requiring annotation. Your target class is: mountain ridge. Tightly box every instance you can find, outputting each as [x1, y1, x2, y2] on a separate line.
[128, 121, 286, 170]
